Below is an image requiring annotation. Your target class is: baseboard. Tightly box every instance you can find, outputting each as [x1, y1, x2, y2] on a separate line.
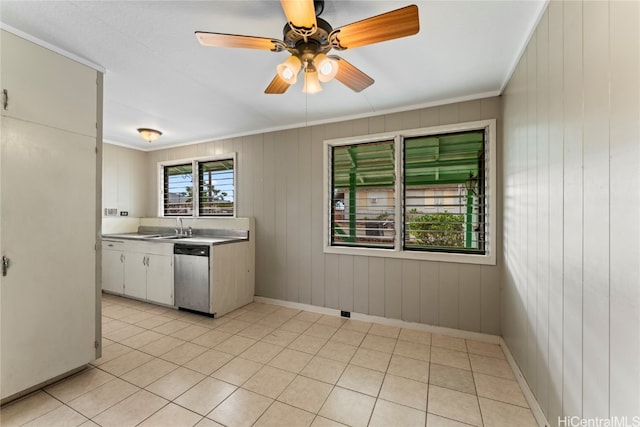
[253, 296, 500, 344]
[500, 337, 551, 427]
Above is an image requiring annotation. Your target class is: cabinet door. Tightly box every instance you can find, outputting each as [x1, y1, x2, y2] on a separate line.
[124, 252, 147, 300]
[102, 250, 124, 294]
[0, 30, 97, 137]
[146, 254, 173, 306]
[0, 117, 97, 399]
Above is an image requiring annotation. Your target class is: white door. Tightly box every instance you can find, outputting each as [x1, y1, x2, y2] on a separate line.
[0, 118, 97, 399]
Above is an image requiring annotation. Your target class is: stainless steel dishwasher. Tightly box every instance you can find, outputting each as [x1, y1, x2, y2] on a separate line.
[174, 244, 211, 315]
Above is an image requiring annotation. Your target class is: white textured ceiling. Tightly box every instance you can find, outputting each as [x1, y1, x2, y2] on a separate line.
[0, 1, 546, 151]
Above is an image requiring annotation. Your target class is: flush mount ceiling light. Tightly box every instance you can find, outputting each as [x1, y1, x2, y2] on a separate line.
[137, 128, 162, 143]
[195, 0, 419, 94]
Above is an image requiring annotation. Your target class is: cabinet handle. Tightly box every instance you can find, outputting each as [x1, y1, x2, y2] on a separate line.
[2, 256, 11, 277]
[120, 253, 124, 263]
[2, 89, 8, 110]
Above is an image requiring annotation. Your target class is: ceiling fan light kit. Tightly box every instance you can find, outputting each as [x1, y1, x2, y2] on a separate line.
[302, 69, 322, 94]
[313, 53, 338, 82]
[195, 1, 419, 95]
[277, 55, 302, 84]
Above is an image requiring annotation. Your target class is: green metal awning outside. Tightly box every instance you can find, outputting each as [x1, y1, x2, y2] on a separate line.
[332, 130, 484, 189]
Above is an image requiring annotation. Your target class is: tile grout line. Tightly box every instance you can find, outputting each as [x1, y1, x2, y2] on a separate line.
[4, 295, 536, 427]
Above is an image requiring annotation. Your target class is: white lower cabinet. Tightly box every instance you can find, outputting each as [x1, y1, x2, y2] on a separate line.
[101, 240, 173, 306]
[124, 252, 148, 300]
[145, 253, 173, 306]
[102, 241, 124, 294]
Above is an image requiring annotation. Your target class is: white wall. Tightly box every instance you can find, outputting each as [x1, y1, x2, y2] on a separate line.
[102, 143, 148, 218]
[145, 97, 503, 335]
[502, 0, 639, 423]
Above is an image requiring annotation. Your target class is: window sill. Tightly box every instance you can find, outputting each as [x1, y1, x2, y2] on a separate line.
[323, 245, 496, 265]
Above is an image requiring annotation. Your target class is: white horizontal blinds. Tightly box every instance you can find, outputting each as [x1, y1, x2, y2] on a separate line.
[198, 159, 234, 216]
[164, 163, 193, 216]
[403, 130, 486, 254]
[331, 140, 396, 248]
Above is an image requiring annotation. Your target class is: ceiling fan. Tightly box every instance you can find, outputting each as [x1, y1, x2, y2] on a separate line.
[195, 0, 419, 94]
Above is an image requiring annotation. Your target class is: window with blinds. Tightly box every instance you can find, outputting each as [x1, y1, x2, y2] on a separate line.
[198, 159, 234, 216]
[325, 120, 495, 263]
[163, 163, 193, 216]
[330, 140, 396, 249]
[403, 130, 486, 254]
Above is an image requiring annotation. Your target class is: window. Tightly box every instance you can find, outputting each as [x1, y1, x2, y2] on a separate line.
[163, 163, 193, 216]
[159, 154, 236, 217]
[404, 130, 485, 254]
[331, 140, 395, 249]
[198, 159, 234, 216]
[325, 120, 496, 265]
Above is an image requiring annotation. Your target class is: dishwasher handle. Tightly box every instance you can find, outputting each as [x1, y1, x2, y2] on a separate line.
[174, 244, 210, 257]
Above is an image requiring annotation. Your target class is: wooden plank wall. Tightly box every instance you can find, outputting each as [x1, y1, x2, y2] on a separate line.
[145, 97, 503, 335]
[502, 0, 639, 422]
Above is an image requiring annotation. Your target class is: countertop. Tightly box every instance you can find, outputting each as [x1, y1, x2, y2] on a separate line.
[101, 233, 247, 246]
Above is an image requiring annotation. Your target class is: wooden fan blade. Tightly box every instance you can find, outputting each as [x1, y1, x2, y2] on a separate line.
[280, 0, 317, 37]
[331, 56, 374, 92]
[330, 5, 419, 50]
[265, 74, 291, 94]
[196, 31, 282, 51]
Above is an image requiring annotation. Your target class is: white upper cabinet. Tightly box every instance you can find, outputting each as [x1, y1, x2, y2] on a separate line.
[0, 31, 97, 137]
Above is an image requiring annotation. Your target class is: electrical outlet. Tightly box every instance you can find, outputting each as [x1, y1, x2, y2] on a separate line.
[340, 311, 351, 318]
[120, 211, 128, 216]
[104, 208, 117, 216]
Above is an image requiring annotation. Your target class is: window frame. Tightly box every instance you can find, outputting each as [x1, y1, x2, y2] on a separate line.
[323, 119, 497, 265]
[162, 162, 194, 217]
[330, 138, 398, 250]
[158, 153, 237, 218]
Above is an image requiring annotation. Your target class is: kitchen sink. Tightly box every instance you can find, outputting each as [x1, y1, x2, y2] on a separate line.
[105, 233, 162, 239]
[103, 233, 193, 241]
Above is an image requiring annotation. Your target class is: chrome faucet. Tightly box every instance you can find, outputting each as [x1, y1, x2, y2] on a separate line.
[176, 217, 184, 236]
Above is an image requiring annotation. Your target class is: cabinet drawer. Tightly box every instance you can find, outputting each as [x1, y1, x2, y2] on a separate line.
[122, 241, 174, 256]
[102, 240, 124, 250]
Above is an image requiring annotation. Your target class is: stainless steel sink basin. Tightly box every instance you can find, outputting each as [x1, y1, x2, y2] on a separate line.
[152, 235, 189, 240]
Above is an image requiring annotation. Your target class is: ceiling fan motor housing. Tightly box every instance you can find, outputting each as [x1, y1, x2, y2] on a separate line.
[283, 17, 333, 68]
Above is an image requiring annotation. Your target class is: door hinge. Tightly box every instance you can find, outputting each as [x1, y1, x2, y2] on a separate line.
[2, 89, 8, 110]
[94, 340, 99, 349]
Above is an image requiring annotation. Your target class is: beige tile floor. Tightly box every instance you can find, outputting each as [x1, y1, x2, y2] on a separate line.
[1, 293, 538, 427]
